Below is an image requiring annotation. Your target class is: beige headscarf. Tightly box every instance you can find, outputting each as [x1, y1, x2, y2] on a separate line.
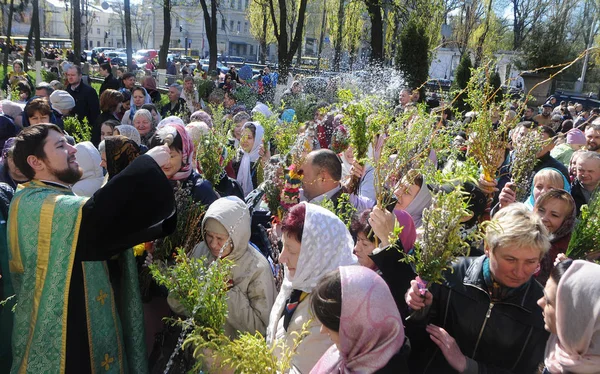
[544, 260, 600, 373]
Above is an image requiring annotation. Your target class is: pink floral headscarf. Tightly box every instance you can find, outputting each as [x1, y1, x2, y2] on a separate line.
[156, 120, 195, 181]
[544, 260, 600, 373]
[311, 266, 404, 373]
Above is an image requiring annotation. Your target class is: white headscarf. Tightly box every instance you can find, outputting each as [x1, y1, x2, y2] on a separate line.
[236, 121, 264, 196]
[266, 202, 357, 344]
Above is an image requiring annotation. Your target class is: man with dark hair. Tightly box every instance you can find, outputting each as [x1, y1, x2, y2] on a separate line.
[533, 103, 553, 127]
[301, 149, 343, 204]
[8, 124, 175, 373]
[98, 63, 120, 96]
[301, 148, 374, 211]
[66, 65, 100, 127]
[34, 82, 53, 99]
[521, 106, 537, 123]
[585, 122, 600, 152]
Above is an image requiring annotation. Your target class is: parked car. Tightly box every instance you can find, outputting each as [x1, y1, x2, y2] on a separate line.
[220, 55, 245, 65]
[133, 49, 158, 63]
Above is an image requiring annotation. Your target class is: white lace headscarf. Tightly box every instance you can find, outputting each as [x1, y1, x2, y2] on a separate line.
[236, 121, 264, 196]
[266, 202, 357, 344]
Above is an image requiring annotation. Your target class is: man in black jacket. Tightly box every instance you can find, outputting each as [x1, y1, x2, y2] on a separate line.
[98, 63, 120, 96]
[66, 65, 100, 127]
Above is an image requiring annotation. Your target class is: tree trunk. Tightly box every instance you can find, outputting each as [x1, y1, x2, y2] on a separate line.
[260, 10, 268, 64]
[73, 0, 82, 65]
[2, 0, 15, 77]
[82, 0, 88, 51]
[33, 0, 42, 84]
[315, 0, 326, 72]
[158, 0, 171, 70]
[332, 0, 344, 71]
[365, 0, 383, 62]
[24, 24, 33, 72]
[199, 0, 218, 71]
[475, 0, 493, 66]
[268, 0, 308, 83]
[125, 0, 133, 70]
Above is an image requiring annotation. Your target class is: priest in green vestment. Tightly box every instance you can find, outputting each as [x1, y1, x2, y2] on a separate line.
[7, 124, 176, 373]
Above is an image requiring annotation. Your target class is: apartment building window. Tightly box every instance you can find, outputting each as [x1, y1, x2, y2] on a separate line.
[250, 45, 253, 55]
[237, 0, 241, 9]
[230, 20, 234, 30]
[97, 28, 100, 35]
[222, 18, 226, 31]
[237, 21, 241, 32]
[97, 41, 100, 47]
[230, 0, 235, 8]
[245, 0, 248, 8]
[244, 22, 248, 33]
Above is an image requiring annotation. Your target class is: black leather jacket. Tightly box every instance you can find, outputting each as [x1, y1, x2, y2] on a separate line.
[407, 256, 549, 374]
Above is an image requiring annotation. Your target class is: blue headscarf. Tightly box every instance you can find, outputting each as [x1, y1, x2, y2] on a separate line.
[126, 87, 151, 121]
[524, 167, 571, 210]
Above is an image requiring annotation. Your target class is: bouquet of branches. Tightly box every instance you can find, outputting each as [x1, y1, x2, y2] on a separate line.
[150, 249, 233, 331]
[373, 105, 444, 208]
[153, 187, 206, 261]
[404, 186, 472, 287]
[463, 66, 512, 184]
[344, 101, 371, 194]
[195, 129, 234, 187]
[183, 322, 311, 374]
[510, 128, 542, 202]
[566, 190, 600, 259]
[262, 157, 286, 220]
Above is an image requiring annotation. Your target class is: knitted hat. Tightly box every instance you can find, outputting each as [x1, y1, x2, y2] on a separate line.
[49, 90, 75, 112]
[566, 129, 586, 145]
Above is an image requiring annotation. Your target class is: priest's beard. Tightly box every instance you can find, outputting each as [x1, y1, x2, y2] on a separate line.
[48, 163, 83, 185]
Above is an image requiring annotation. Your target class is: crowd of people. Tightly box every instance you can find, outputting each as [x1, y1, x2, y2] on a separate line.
[0, 54, 599, 374]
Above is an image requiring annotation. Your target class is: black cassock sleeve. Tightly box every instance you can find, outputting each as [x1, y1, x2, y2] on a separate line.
[75, 154, 177, 261]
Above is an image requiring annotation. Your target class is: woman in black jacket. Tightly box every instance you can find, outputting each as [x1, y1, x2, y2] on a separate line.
[405, 203, 550, 374]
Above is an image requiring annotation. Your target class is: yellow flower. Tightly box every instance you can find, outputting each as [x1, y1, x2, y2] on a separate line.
[133, 244, 145, 257]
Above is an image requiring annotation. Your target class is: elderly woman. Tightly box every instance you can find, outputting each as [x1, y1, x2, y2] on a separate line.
[267, 202, 356, 373]
[168, 196, 277, 337]
[132, 108, 156, 147]
[539, 260, 600, 374]
[114, 125, 142, 146]
[406, 203, 551, 373]
[310, 266, 409, 373]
